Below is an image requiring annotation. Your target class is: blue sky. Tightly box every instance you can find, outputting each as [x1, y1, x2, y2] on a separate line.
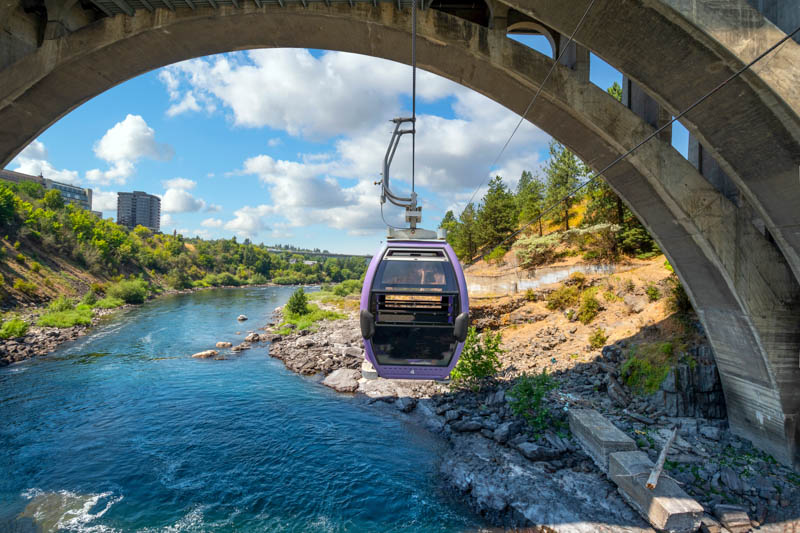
[6, 37, 689, 255]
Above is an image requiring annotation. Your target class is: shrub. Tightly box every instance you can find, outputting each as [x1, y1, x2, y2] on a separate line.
[667, 276, 692, 316]
[507, 370, 558, 435]
[663, 260, 674, 273]
[645, 284, 661, 302]
[624, 279, 635, 293]
[450, 327, 503, 391]
[577, 290, 600, 324]
[248, 273, 269, 285]
[0, 273, 4, 286]
[48, 295, 75, 312]
[81, 289, 98, 306]
[30, 261, 41, 273]
[485, 245, 507, 264]
[524, 288, 536, 301]
[15, 253, 25, 263]
[589, 328, 607, 349]
[514, 233, 560, 269]
[621, 351, 670, 395]
[332, 279, 362, 297]
[166, 268, 192, 290]
[37, 307, 93, 328]
[13, 241, 20, 249]
[286, 287, 309, 315]
[278, 303, 346, 333]
[0, 318, 28, 339]
[13, 279, 37, 296]
[90, 282, 106, 295]
[93, 297, 125, 309]
[106, 279, 148, 304]
[545, 285, 579, 311]
[565, 271, 587, 288]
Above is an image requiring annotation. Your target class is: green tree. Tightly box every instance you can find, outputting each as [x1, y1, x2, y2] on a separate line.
[286, 287, 309, 315]
[477, 176, 518, 249]
[0, 185, 15, 226]
[543, 140, 587, 231]
[607, 81, 623, 102]
[452, 203, 481, 261]
[42, 189, 64, 210]
[516, 170, 546, 236]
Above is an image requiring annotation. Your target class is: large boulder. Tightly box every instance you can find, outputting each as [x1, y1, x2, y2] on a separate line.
[215, 341, 232, 348]
[322, 368, 362, 393]
[245, 332, 260, 343]
[237, 315, 248, 321]
[191, 349, 219, 359]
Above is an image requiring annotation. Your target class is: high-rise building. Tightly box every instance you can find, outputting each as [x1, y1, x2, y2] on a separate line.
[117, 191, 161, 232]
[0, 169, 93, 211]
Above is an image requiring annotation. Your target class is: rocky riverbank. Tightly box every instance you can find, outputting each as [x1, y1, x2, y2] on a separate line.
[259, 305, 800, 532]
[0, 306, 121, 366]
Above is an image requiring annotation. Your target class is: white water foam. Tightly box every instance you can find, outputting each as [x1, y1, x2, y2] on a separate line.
[21, 488, 122, 532]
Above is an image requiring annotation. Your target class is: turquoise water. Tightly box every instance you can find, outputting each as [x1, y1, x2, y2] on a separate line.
[0, 287, 483, 532]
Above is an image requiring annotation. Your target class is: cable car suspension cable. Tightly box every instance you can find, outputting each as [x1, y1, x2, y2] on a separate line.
[465, 22, 800, 266]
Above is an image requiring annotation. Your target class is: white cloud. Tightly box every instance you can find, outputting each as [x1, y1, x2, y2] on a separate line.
[204, 204, 222, 212]
[158, 49, 455, 138]
[12, 140, 81, 185]
[87, 115, 174, 185]
[166, 92, 201, 117]
[162, 187, 207, 213]
[201, 217, 223, 227]
[267, 138, 282, 147]
[161, 213, 174, 228]
[224, 204, 273, 238]
[92, 188, 118, 212]
[162, 177, 196, 190]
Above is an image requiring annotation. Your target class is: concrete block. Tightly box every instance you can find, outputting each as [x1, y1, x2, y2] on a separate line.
[568, 408, 636, 472]
[609, 451, 703, 533]
[713, 504, 750, 533]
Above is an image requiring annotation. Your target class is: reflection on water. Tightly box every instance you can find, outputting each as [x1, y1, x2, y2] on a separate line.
[0, 287, 483, 532]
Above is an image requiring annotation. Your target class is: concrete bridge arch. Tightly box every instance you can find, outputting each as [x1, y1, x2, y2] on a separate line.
[0, 0, 799, 467]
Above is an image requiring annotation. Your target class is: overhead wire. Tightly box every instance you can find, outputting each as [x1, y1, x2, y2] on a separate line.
[465, 22, 800, 266]
[458, 0, 597, 215]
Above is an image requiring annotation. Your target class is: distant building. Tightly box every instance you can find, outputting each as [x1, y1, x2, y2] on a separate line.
[117, 191, 160, 232]
[0, 168, 93, 211]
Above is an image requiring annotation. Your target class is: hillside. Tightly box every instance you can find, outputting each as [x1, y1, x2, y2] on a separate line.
[0, 179, 366, 311]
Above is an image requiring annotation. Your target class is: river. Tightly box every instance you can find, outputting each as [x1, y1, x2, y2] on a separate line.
[0, 287, 484, 532]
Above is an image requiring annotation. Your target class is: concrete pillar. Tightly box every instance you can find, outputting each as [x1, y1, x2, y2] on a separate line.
[688, 134, 740, 205]
[622, 76, 671, 142]
[746, 0, 800, 44]
[485, 0, 510, 31]
[555, 33, 589, 84]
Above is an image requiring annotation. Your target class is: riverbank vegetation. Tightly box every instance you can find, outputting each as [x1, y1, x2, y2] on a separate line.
[278, 288, 346, 334]
[0, 179, 367, 309]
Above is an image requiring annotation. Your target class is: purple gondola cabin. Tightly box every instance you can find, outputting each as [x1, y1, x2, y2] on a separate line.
[359, 239, 470, 380]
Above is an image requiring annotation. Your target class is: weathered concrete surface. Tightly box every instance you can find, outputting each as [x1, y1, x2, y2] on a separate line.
[569, 408, 637, 472]
[0, 0, 799, 467]
[609, 451, 704, 533]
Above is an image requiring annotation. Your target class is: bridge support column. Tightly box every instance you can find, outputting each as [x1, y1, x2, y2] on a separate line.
[622, 76, 671, 143]
[688, 134, 741, 205]
[556, 33, 589, 84]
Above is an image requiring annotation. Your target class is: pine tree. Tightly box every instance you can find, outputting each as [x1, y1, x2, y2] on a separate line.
[543, 140, 587, 231]
[516, 170, 546, 236]
[477, 176, 518, 249]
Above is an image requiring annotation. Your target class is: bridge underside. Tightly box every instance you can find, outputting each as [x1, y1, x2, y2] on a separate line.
[1, 0, 799, 467]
